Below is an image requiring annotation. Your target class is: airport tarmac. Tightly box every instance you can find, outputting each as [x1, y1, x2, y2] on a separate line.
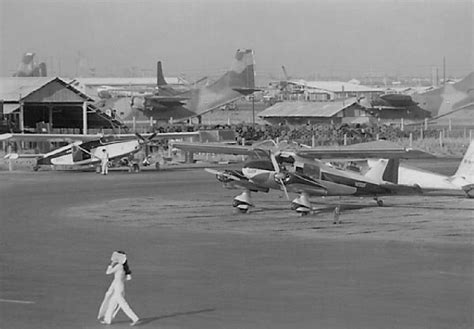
[0, 165, 473, 329]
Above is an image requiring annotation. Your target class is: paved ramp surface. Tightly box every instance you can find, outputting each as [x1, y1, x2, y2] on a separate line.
[0, 169, 473, 329]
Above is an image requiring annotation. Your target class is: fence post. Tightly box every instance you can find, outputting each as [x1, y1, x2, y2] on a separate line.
[420, 126, 423, 140]
[312, 134, 316, 147]
[400, 118, 404, 131]
[424, 118, 428, 130]
[439, 131, 443, 148]
[409, 132, 413, 148]
[343, 134, 347, 146]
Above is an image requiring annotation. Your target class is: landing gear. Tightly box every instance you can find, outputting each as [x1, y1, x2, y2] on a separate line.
[291, 192, 312, 216]
[128, 162, 140, 173]
[374, 197, 384, 207]
[32, 165, 39, 172]
[232, 190, 253, 214]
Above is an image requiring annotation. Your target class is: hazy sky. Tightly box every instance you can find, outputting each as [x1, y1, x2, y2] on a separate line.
[0, 0, 472, 80]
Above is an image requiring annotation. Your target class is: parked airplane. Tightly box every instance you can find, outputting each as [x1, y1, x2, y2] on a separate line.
[204, 141, 473, 214]
[131, 49, 257, 122]
[411, 72, 474, 120]
[172, 139, 430, 213]
[1, 132, 198, 171]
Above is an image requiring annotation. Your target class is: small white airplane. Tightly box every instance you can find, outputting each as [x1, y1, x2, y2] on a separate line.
[1, 132, 199, 171]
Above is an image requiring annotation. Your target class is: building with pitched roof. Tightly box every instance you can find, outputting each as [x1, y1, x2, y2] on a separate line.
[0, 77, 122, 133]
[258, 98, 372, 125]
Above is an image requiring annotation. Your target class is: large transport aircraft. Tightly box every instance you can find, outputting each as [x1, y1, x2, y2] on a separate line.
[131, 49, 258, 122]
[175, 139, 473, 214]
[1, 132, 198, 171]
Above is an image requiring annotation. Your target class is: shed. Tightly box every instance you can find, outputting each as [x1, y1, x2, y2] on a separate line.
[0, 77, 122, 133]
[258, 98, 371, 125]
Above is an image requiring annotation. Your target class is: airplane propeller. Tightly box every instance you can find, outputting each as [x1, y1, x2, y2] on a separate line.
[270, 152, 290, 200]
[135, 132, 158, 165]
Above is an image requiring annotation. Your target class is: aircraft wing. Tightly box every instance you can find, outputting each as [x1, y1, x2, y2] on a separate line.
[173, 142, 256, 156]
[117, 132, 200, 140]
[0, 132, 199, 143]
[0, 133, 106, 142]
[295, 140, 434, 159]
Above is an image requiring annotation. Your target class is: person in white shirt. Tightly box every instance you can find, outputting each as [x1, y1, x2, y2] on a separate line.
[100, 149, 109, 175]
[98, 251, 140, 326]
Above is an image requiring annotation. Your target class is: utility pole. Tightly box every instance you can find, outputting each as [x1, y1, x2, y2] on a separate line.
[443, 56, 446, 86]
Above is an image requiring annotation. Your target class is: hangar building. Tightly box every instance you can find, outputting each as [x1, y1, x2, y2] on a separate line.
[0, 77, 122, 134]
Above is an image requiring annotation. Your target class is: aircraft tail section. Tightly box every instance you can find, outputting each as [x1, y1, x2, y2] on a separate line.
[364, 158, 399, 184]
[208, 49, 255, 93]
[364, 159, 390, 183]
[157, 61, 168, 86]
[453, 140, 474, 181]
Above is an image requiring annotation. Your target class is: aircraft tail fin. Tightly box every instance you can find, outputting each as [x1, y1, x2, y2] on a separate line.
[157, 61, 168, 86]
[209, 49, 255, 93]
[364, 159, 399, 183]
[453, 140, 474, 181]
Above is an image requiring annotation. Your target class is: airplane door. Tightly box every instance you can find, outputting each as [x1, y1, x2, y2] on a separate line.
[72, 145, 84, 162]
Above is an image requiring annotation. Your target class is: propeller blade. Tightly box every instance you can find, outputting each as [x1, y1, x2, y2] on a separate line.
[279, 178, 290, 200]
[270, 152, 280, 173]
[147, 132, 157, 141]
[135, 132, 146, 142]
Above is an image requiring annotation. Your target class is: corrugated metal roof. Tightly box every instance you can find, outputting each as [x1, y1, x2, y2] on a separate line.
[258, 99, 358, 118]
[0, 77, 58, 102]
[0, 77, 93, 103]
[290, 80, 381, 93]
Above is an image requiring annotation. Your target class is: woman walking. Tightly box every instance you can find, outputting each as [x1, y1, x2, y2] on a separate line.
[98, 251, 140, 326]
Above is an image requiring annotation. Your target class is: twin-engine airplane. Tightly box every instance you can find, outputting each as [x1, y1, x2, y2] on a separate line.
[1, 132, 198, 171]
[174, 141, 444, 215]
[131, 49, 258, 122]
[176, 139, 473, 214]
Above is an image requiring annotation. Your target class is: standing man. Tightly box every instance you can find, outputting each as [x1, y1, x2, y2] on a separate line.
[101, 148, 109, 175]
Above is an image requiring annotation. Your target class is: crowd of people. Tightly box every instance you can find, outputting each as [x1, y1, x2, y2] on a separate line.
[149, 122, 438, 146]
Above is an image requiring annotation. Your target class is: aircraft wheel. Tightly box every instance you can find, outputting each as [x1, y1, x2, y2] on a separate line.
[238, 208, 249, 214]
[132, 163, 140, 173]
[155, 162, 160, 170]
[377, 199, 384, 207]
[33, 166, 39, 172]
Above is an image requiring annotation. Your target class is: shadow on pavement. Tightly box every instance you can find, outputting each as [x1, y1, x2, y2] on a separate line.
[113, 308, 216, 326]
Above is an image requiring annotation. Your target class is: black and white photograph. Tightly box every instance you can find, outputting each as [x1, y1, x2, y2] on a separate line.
[0, 0, 473, 328]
